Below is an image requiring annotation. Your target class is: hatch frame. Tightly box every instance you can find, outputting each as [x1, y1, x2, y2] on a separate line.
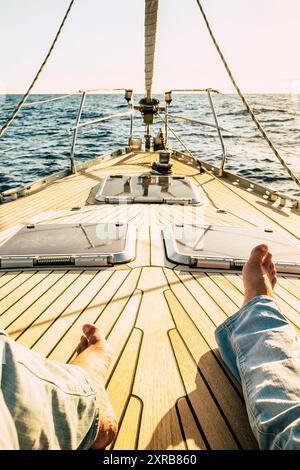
[0, 222, 137, 269]
[94, 174, 204, 205]
[162, 223, 300, 273]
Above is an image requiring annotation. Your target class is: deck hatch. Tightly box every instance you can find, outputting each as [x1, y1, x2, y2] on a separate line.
[95, 175, 203, 205]
[0, 223, 136, 268]
[163, 224, 300, 273]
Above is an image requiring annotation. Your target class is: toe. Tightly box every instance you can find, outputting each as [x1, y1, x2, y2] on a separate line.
[263, 252, 273, 270]
[82, 324, 110, 353]
[249, 244, 269, 265]
[83, 324, 102, 343]
[270, 262, 275, 272]
[272, 276, 277, 289]
[76, 335, 88, 354]
[80, 335, 88, 350]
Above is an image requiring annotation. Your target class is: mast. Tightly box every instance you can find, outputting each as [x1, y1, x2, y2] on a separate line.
[141, 0, 160, 150]
[145, 0, 159, 100]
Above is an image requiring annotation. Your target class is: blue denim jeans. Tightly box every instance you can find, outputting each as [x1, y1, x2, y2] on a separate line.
[0, 327, 99, 450]
[215, 296, 300, 450]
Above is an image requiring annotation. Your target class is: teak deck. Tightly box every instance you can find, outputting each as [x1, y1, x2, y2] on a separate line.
[1, 151, 300, 450]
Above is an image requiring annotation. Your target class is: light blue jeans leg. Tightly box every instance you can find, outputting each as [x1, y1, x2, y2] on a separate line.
[0, 327, 99, 450]
[215, 296, 300, 450]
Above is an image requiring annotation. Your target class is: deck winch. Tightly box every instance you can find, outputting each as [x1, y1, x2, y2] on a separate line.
[137, 97, 161, 151]
[138, 97, 160, 125]
[152, 150, 173, 174]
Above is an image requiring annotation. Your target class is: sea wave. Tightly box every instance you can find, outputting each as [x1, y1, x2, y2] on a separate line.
[0, 93, 300, 198]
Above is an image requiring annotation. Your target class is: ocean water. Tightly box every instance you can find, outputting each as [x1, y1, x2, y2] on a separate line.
[0, 93, 299, 198]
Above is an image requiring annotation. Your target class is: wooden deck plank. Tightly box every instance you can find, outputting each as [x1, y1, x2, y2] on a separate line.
[195, 175, 300, 243]
[48, 270, 134, 363]
[45, 206, 113, 225]
[105, 288, 142, 383]
[169, 329, 238, 450]
[106, 329, 143, 443]
[193, 273, 241, 315]
[16, 271, 97, 349]
[94, 270, 141, 337]
[203, 208, 252, 228]
[157, 205, 199, 225]
[280, 277, 300, 300]
[0, 181, 92, 226]
[129, 224, 150, 268]
[176, 271, 228, 325]
[208, 273, 244, 308]
[272, 296, 300, 329]
[0, 271, 49, 314]
[206, 176, 300, 241]
[0, 271, 66, 330]
[283, 276, 300, 292]
[177, 398, 206, 450]
[164, 268, 218, 348]
[218, 176, 300, 238]
[273, 284, 300, 312]
[134, 267, 186, 450]
[165, 290, 257, 449]
[0, 271, 20, 289]
[113, 396, 143, 450]
[150, 224, 175, 268]
[7, 271, 81, 340]
[196, 180, 258, 228]
[31, 271, 113, 357]
[0, 271, 36, 300]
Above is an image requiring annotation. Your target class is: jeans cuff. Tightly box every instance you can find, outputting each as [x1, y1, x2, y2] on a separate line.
[215, 295, 275, 336]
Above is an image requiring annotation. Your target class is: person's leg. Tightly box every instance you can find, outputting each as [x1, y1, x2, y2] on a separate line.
[215, 245, 300, 449]
[71, 324, 117, 450]
[0, 324, 116, 450]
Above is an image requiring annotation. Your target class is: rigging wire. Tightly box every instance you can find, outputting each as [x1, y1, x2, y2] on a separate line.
[195, 0, 300, 189]
[170, 114, 299, 157]
[168, 114, 250, 138]
[70, 111, 132, 131]
[157, 113, 198, 161]
[225, 93, 300, 117]
[0, 93, 78, 110]
[0, 0, 76, 139]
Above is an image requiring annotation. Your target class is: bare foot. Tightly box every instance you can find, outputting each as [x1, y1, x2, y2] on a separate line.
[242, 244, 277, 306]
[71, 324, 117, 449]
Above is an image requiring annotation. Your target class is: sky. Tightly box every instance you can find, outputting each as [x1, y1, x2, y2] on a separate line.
[0, 0, 300, 94]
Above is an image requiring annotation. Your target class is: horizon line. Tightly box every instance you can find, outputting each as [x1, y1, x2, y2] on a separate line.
[1, 91, 300, 96]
